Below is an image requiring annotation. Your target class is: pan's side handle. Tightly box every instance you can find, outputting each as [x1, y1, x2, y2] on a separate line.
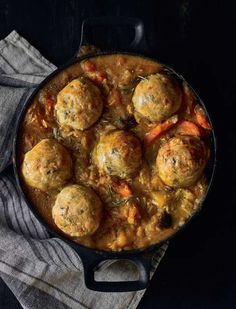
[76, 16, 149, 57]
[76, 247, 153, 292]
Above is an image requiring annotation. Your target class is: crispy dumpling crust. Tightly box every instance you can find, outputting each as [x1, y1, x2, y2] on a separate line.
[52, 184, 103, 237]
[132, 73, 182, 123]
[21, 139, 72, 191]
[55, 77, 103, 131]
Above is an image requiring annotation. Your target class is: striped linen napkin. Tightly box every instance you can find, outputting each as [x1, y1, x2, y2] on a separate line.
[0, 30, 168, 309]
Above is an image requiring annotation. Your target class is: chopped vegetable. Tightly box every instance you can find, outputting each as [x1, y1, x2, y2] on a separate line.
[126, 203, 141, 224]
[194, 104, 211, 130]
[110, 196, 134, 208]
[176, 120, 201, 137]
[82, 60, 96, 72]
[89, 71, 107, 86]
[144, 115, 178, 145]
[82, 60, 107, 84]
[116, 201, 141, 224]
[95, 72, 106, 83]
[151, 190, 170, 208]
[47, 98, 55, 108]
[112, 179, 133, 198]
[111, 179, 141, 224]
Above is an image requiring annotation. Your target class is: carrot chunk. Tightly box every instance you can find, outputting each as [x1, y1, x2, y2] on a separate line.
[194, 104, 211, 130]
[112, 179, 133, 198]
[95, 72, 106, 83]
[144, 115, 178, 145]
[82, 60, 96, 72]
[176, 120, 201, 137]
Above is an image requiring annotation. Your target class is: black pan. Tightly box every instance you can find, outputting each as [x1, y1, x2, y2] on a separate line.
[13, 17, 217, 292]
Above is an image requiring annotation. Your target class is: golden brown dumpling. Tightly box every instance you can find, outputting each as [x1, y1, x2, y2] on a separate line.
[94, 130, 142, 178]
[55, 77, 103, 130]
[21, 139, 72, 191]
[132, 73, 182, 123]
[156, 136, 208, 187]
[52, 184, 103, 237]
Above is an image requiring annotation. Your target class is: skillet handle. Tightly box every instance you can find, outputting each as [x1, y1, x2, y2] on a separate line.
[78, 16, 149, 54]
[78, 249, 152, 292]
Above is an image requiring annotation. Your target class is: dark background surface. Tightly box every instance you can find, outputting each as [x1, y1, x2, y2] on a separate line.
[0, 0, 236, 308]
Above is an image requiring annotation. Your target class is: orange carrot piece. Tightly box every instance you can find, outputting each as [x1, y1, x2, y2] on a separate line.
[194, 104, 211, 130]
[82, 60, 96, 72]
[176, 120, 201, 137]
[95, 72, 106, 83]
[144, 115, 178, 145]
[112, 179, 141, 224]
[119, 202, 141, 224]
[112, 179, 133, 198]
[82, 60, 106, 84]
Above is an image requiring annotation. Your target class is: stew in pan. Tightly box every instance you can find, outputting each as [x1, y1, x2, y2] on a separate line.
[18, 54, 212, 251]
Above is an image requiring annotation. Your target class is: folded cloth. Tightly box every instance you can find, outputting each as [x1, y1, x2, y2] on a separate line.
[0, 31, 168, 309]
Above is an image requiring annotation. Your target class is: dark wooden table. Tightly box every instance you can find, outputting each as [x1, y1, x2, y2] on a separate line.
[1, 0, 236, 308]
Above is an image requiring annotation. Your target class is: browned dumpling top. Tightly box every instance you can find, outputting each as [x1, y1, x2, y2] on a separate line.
[52, 184, 103, 237]
[21, 139, 72, 191]
[156, 136, 208, 187]
[55, 77, 103, 131]
[94, 129, 142, 178]
[132, 73, 182, 123]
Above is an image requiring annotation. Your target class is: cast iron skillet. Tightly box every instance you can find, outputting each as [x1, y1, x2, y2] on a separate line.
[13, 17, 217, 292]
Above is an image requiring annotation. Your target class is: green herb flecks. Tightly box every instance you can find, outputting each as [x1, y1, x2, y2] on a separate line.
[108, 196, 138, 208]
